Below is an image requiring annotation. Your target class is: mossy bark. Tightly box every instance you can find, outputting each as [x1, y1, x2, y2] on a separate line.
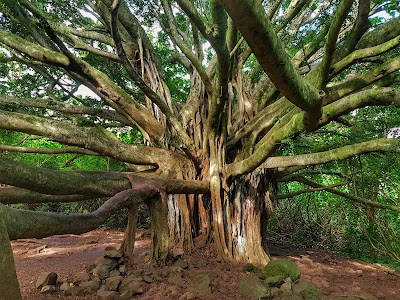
[148, 197, 170, 264]
[0, 206, 22, 300]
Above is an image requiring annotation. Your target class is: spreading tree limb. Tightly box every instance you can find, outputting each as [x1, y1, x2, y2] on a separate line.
[291, 176, 400, 211]
[0, 156, 209, 197]
[218, 0, 323, 131]
[263, 139, 399, 169]
[2, 185, 159, 240]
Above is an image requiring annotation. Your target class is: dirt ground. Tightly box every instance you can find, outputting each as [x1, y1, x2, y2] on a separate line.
[11, 229, 400, 300]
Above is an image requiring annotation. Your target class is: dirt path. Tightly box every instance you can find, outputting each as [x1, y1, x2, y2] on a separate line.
[12, 230, 400, 300]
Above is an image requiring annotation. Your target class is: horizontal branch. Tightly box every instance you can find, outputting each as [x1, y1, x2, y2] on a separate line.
[331, 35, 400, 78]
[0, 186, 94, 205]
[321, 87, 400, 124]
[0, 110, 179, 168]
[0, 94, 132, 126]
[263, 139, 399, 169]
[0, 144, 98, 156]
[0, 29, 164, 141]
[293, 176, 400, 211]
[0, 156, 209, 198]
[2, 185, 159, 240]
[273, 182, 348, 200]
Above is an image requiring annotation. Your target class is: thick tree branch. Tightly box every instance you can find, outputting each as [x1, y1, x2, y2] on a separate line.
[330, 35, 400, 79]
[0, 94, 132, 126]
[0, 144, 98, 156]
[2, 186, 159, 240]
[327, 56, 400, 101]
[321, 87, 400, 124]
[0, 156, 209, 197]
[0, 186, 94, 205]
[317, 0, 355, 88]
[263, 139, 399, 169]
[0, 28, 164, 141]
[0, 110, 181, 169]
[339, 0, 371, 57]
[218, 0, 323, 131]
[356, 16, 400, 49]
[110, 1, 195, 155]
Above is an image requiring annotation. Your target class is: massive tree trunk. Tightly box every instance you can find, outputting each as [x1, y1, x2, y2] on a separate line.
[0, 206, 22, 300]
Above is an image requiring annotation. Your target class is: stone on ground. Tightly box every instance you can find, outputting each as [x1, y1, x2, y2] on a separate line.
[118, 277, 143, 296]
[104, 246, 122, 259]
[104, 275, 122, 291]
[293, 278, 320, 300]
[35, 272, 58, 289]
[238, 275, 271, 299]
[262, 259, 301, 282]
[187, 274, 211, 293]
[40, 285, 56, 293]
[97, 290, 119, 300]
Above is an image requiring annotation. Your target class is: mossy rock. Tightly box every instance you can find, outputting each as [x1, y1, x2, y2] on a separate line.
[261, 259, 301, 282]
[293, 279, 320, 300]
[243, 263, 256, 272]
[238, 276, 271, 299]
[264, 274, 286, 287]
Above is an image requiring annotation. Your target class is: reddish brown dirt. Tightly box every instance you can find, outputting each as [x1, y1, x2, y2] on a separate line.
[12, 229, 400, 300]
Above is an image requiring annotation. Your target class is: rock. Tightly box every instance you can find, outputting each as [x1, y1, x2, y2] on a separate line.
[93, 264, 111, 280]
[238, 275, 271, 299]
[275, 294, 303, 300]
[40, 285, 56, 293]
[173, 258, 189, 269]
[104, 247, 122, 258]
[193, 235, 207, 248]
[271, 287, 282, 297]
[78, 280, 101, 295]
[169, 265, 184, 274]
[187, 274, 211, 293]
[280, 278, 292, 294]
[86, 264, 96, 274]
[357, 293, 378, 300]
[243, 263, 256, 272]
[109, 270, 121, 277]
[143, 275, 153, 283]
[62, 285, 81, 296]
[293, 279, 320, 300]
[355, 270, 363, 276]
[262, 259, 301, 282]
[119, 265, 126, 274]
[264, 275, 286, 287]
[36, 272, 58, 289]
[119, 278, 143, 296]
[60, 282, 73, 291]
[168, 273, 184, 285]
[95, 256, 119, 269]
[171, 247, 184, 258]
[73, 271, 90, 284]
[178, 291, 196, 300]
[105, 276, 122, 291]
[97, 290, 120, 300]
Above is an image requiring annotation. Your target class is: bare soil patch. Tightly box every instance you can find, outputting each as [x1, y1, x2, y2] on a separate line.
[12, 229, 400, 300]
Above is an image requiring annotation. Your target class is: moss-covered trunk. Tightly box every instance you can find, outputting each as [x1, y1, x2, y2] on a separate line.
[148, 196, 170, 264]
[0, 205, 22, 300]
